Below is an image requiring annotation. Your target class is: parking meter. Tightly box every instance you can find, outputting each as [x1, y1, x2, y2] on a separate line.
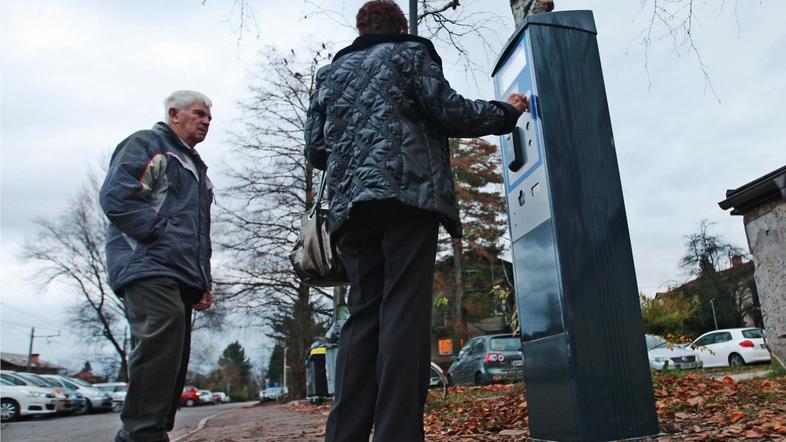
[492, 11, 659, 441]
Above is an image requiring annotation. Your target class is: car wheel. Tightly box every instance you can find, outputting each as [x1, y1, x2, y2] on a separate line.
[81, 399, 93, 415]
[729, 353, 746, 367]
[474, 373, 485, 387]
[186, 399, 195, 407]
[74, 400, 89, 415]
[1, 399, 20, 422]
[446, 374, 454, 387]
[112, 401, 124, 413]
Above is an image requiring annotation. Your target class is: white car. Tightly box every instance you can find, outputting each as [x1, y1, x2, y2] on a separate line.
[259, 386, 283, 402]
[691, 328, 771, 368]
[0, 377, 58, 421]
[212, 392, 230, 403]
[93, 382, 128, 412]
[198, 390, 215, 405]
[1, 371, 72, 414]
[646, 334, 702, 370]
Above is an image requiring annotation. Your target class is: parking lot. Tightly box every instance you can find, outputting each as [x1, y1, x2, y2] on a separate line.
[0, 402, 251, 442]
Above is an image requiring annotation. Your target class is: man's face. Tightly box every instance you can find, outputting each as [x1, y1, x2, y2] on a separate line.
[169, 101, 212, 147]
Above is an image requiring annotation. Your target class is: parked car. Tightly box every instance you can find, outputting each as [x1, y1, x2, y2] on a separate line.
[1, 371, 73, 414]
[690, 328, 771, 368]
[447, 334, 523, 386]
[259, 386, 283, 402]
[198, 389, 215, 405]
[181, 386, 201, 407]
[645, 334, 702, 370]
[22, 373, 85, 415]
[42, 375, 113, 414]
[0, 377, 57, 421]
[93, 382, 128, 412]
[212, 391, 230, 403]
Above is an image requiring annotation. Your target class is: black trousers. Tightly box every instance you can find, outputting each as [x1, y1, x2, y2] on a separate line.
[116, 277, 200, 442]
[325, 201, 440, 442]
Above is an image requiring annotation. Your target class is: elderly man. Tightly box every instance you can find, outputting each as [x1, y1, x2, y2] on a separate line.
[100, 90, 214, 442]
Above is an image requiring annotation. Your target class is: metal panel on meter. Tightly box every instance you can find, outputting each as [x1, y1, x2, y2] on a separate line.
[491, 10, 659, 442]
[503, 112, 550, 242]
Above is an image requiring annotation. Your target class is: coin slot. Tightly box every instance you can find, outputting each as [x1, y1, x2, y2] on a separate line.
[518, 189, 526, 206]
[531, 182, 540, 196]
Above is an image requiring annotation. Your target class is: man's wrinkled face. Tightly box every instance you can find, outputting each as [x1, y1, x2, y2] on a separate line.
[170, 101, 212, 147]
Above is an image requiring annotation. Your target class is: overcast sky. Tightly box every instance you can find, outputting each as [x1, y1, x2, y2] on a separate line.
[1, 0, 784, 373]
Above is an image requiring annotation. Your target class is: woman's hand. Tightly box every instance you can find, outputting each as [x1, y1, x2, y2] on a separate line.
[506, 93, 530, 115]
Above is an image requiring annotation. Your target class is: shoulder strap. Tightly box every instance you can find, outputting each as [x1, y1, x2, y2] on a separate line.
[309, 172, 327, 218]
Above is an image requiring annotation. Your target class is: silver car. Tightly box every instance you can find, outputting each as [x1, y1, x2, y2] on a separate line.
[93, 382, 128, 412]
[646, 334, 702, 370]
[42, 375, 113, 413]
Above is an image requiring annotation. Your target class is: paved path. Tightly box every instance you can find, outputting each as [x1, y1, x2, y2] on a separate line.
[179, 402, 328, 442]
[1, 402, 251, 442]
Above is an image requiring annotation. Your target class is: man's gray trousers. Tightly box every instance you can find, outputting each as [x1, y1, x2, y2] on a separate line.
[115, 277, 199, 442]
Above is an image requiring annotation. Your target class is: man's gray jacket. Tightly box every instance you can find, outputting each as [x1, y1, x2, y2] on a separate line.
[100, 122, 213, 294]
[304, 34, 519, 237]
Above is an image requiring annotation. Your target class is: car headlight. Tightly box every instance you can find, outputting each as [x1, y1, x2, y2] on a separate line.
[22, 390, 47, 398]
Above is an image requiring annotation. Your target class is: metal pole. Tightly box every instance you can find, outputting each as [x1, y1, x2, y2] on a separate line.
[409, 0, 417, 35]
[710, 299, 719, 330]
[26, 327, 35, 372]
[282, 345, 287, 395]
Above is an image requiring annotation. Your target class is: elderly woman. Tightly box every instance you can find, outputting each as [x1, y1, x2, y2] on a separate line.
[304, 1, 528, 440]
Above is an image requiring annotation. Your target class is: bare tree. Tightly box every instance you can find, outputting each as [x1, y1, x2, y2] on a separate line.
[635, 0, 725, 101]
[23, 172, 130, 380]
[676, 220, 758, 334]
[217, 45, 333, 397]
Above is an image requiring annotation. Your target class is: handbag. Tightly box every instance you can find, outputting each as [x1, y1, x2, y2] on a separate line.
[289, 171, 349, 287]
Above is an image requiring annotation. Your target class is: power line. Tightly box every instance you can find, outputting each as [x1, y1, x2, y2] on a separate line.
[0, 318, 60, 334]
[0, 301, 66, 326]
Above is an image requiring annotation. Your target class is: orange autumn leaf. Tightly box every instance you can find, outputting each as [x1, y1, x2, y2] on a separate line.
[729, 411, 746, 423]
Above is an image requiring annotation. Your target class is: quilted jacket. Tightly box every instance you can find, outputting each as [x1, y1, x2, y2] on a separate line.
[304, 33, 519, 238]
[100, 122, 213, 294]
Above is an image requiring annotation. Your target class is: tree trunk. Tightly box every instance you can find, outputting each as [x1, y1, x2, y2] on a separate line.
[117, 358, 129, 382]
[289, 282, 314, 398]
[510, 0, 555, 27]
[334, 286, 347, 319]
[451, 237, 467, 345]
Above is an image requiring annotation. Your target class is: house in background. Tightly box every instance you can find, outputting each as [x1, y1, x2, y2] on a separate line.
[656, 255, 763, 328]
[719, 164, 786, 370]
[1, 352, 63, 374]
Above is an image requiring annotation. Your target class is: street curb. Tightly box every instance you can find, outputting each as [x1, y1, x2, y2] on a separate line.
[710, 369, 770, 382]
[169, 409, 233, 442]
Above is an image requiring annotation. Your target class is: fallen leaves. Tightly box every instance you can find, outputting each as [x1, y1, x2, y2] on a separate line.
[422, 371, 786, 441]
[287, 371, 786, 441]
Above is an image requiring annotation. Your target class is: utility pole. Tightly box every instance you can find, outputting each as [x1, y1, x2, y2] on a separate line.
[282, 345, 288, 396]
[27, 327, 35, 372]
[26, 327, 60, 373]
[409, 0, 417, 35]
[710, 299, 719, 330]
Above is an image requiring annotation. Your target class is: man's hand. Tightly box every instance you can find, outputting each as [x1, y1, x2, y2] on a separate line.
[506, 93, 530, 115]
[194, 291, 213, 311]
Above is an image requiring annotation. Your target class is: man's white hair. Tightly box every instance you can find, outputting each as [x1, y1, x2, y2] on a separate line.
[164, 90, 212, 121]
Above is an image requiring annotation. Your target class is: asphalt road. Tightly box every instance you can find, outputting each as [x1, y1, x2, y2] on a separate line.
[0, 402, 253, 442]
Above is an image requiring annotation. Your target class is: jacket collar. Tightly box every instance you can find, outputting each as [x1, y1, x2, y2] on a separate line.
[152, 122, 205, 164]
[333, 33, 442, 66]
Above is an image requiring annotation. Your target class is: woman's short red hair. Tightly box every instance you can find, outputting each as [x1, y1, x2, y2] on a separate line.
[356, 1, 408, 35]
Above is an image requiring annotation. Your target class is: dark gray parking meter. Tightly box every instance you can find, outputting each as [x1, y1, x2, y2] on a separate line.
[491, 11, 659, 441]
